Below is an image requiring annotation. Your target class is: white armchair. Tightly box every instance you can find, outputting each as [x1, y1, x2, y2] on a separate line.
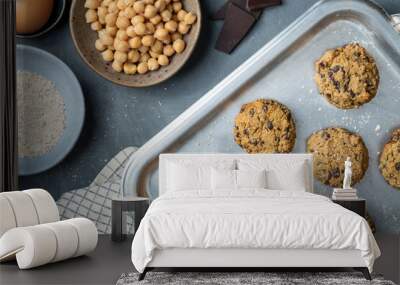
[0, 189, 98, 269]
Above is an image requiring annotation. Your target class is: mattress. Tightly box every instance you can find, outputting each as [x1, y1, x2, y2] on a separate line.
[131, 190, 380, 272]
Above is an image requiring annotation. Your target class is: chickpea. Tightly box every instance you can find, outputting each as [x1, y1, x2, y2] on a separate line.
[150, 15, 162, 25]
[164, 20, 177, 32]
[134, 22, 146, 35]
[184, 12, 197, 25]
[114, 50, 128, 63]
[156, 22, 164, 29]
[100, 32, 114, 46]
[85, 9, 97, 23]
[161, 9, 172, 21]
[106, 26, 117, 36]
[172, 38, 185, 53]
[143, 0, 154, 4]
[151, 40, 163, 53]
[114, 39, 130, 52]
[105, 13, 117, 26]
[123, 63, 137, 75]
[147, 58, 159, 70]
[149, 50, 159, 58]
[85, 0, 100, 9]
[133, 1, 145, 14]
[116, 16, 130, 29]
[176, 9, 187, 21]
[140, 52, 150, 62]
[137, 62, 148, 74]
[91, 21, 102, 31]
[98, 16, 106, 24]
[145, 22, 155, 34]
[141, 35, 154, 46]
[138, 45, 149, 53]
[129, 36, 142, 48]
[101, 49, 114, 61]
[161, 34, 171, 44]
[166, 3, 173, 13]
[172, 2, 182, 12]
[154, 0, 166, 11]
[95, 39, 106, 51]
[144, 5, 157, 18]
[154, 28, 169, 40]
[178, 22, 190, 34]
[171, 32, 181, 41]
[158, 54, 169, 66]
[163, 44, 174, 56]
[131, 15, 145, 24]
[126, 25, 136, 37]
[117, 0, 127, 10]
[112, 60, 123, 72]
[128, 49, 140, 62]
[97, 6, 107, 18]
[123, 7, 136, 18]
[102, 0, 112, 6]
[116, 29, 128, 41]
[108, 1, 118, 13]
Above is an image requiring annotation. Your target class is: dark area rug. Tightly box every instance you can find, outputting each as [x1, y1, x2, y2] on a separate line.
[116, 272, 396, 285]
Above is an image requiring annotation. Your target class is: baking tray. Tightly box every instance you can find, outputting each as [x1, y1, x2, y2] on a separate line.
[122, 0, 400, 230]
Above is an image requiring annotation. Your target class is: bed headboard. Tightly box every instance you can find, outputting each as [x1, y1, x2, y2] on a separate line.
[159, 153, 313, 196]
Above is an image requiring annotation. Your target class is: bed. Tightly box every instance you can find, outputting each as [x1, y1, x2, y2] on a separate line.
[131, 154, 380, 280]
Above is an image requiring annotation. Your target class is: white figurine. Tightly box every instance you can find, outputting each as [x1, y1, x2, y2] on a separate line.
[343, 157, 352, 189]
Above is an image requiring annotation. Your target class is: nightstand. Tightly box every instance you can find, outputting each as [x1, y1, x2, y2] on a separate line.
[111, 196, 150, 242]
[332, 198, 366, 218]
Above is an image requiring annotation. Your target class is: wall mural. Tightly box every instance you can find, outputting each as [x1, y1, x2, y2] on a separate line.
[16, 0, 399, 235]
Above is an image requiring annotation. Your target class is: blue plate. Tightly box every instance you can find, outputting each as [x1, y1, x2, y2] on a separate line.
[17, 45, 85, 176]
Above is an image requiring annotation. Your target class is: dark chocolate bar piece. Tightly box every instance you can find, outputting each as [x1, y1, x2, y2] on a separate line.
[211, 0, 262, 21]
[247, 0, 282, 11]
[215, 3, 257, 54]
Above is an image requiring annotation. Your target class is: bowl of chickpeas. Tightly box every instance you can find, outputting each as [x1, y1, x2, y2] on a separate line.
[70, 0, 200, 87]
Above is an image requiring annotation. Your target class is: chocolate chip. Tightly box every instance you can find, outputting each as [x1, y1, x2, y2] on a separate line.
[243, 129, 249, 135]
[249, 109, 255, 116]
[262, 104, 268, 112]
[333, 80, 341, 91]
[240, 106, 246, 113]
[250, 139, 258, 145]
[319, 62, 326, 68]
[332, 168, 340, 178]
[322, 132, 331, 140]
[266, 121, 273, 130]
[331, 65, 341, 73]
[395, 162, 400, 171]
[350, 90, 356, 98]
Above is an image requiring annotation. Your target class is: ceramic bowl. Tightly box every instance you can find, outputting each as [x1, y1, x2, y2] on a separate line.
[17, 45, 85, 176]
[16, 0, 66, 38]
[70, 0, 201, 87]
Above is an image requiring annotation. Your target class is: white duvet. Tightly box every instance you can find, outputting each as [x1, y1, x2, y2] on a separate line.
[131, 190, 380, 273]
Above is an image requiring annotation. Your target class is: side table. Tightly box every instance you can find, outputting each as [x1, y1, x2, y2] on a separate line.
[111, 196, 149, 242]
[332, 198, 366, 218]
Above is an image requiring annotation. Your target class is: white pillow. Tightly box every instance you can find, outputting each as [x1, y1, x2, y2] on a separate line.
[211, 169, 267, 190]
[166, 160, 235, 191]
[211, 168, 236, 190]
[237, 159, 308, 191]
[237, 169, 267, 189]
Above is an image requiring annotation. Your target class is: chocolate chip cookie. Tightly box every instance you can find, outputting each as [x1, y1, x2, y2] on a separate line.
[234, 99, 296, 153]
[315, 43, 379, 109]
[306, 127, 369, 187]
[379, 128, 400, 189]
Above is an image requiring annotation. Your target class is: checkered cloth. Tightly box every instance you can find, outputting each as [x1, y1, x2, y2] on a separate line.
[57, 147, 137, 234]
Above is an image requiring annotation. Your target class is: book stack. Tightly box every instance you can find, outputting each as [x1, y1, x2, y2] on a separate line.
[332, 188, 358, 200]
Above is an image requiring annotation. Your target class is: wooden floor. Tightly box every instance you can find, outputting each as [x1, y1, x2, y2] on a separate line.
[0, 234, 398, 285]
